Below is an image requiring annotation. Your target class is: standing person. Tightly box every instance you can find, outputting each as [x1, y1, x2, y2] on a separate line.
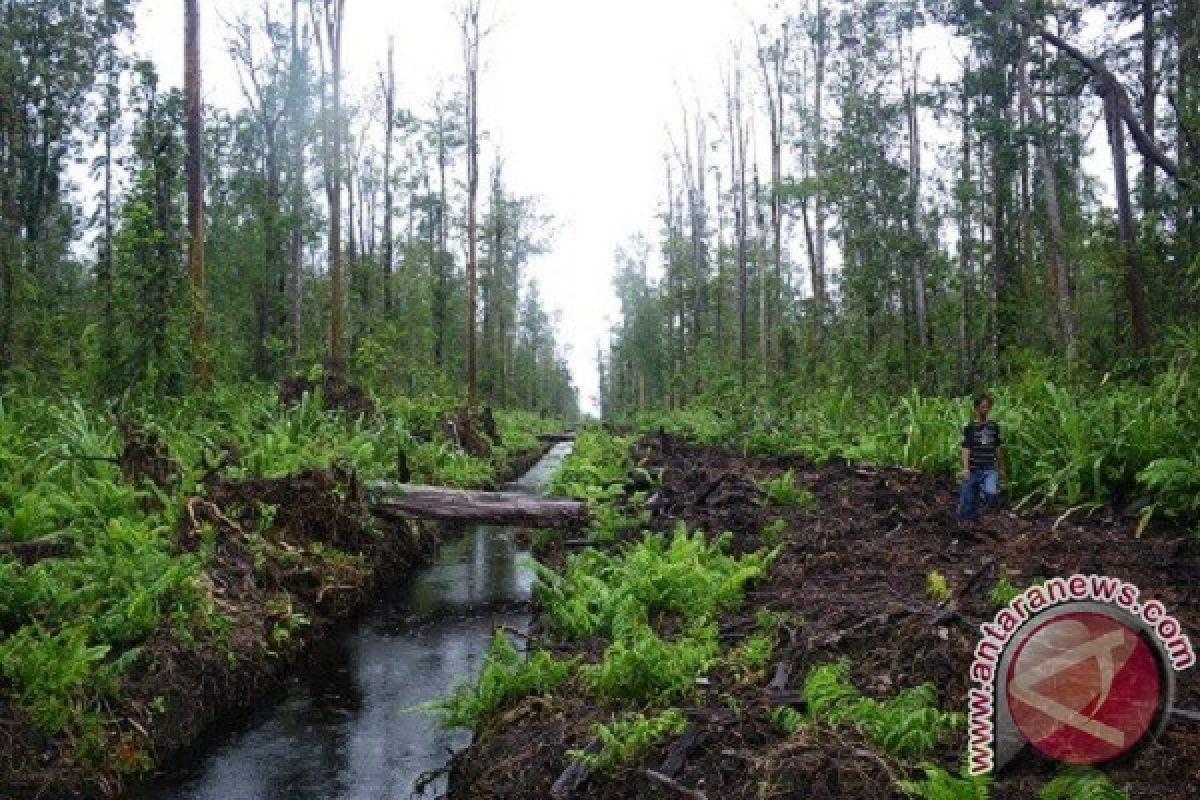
[958, 393, 1004, 523]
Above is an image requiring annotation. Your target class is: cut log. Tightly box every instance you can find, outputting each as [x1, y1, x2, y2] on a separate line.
[366, 482, 588, 528]
[537, 432, 576, 443]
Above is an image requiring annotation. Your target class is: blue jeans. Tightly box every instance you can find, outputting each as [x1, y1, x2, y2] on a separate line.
[958, 469, 999, 521]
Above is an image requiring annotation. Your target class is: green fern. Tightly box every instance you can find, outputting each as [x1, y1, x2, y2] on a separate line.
[897, 765, 991, 799]
[1039, 766, 1128, 800]
[568, 709, 688, 772]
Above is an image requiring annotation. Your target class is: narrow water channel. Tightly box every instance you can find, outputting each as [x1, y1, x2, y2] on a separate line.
[133, 442, 574, 800]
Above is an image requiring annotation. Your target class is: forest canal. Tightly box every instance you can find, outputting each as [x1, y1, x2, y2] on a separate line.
[129, 442, 574, 800]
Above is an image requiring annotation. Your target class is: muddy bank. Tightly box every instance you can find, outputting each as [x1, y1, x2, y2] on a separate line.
[448, 435, 1200, 799]
[0, 442, 548, 800]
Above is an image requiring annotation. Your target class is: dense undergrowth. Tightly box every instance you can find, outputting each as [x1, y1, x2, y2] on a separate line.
[0, 382, 559, 787]
[635, 358, 1200, 532]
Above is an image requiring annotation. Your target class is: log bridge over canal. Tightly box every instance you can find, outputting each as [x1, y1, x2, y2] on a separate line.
[365, 482, 588, 528]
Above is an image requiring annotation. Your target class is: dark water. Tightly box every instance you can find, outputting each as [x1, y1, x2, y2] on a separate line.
[132, 442, 573, 800]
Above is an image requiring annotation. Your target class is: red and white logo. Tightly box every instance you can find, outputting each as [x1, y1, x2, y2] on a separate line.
[1005, 611, 1163, 764]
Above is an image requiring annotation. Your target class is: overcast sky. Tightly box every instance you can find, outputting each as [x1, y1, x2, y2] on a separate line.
[135, 1, 1111, 414]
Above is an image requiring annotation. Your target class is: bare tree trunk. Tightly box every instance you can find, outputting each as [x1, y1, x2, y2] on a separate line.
[184, 0, 211, 387]
[381, 36, 395, 314]
[1142, 0, 1156, 214]
[714, 168, 724, 361]
[287, 0, 304, 365]
[811, 0, 827, 349]
[754, 162, 768, 372]
[959, 70, 973, 392]
[460, 0, 482, 406]
[1018, 34, 1075, 360]
[905, 50, 928, 351]
[100, 27, 117, 381]
[756, 22, 788, 367]
[735, 69, 749, 387]
[1103, 86, 1151, 353]
[315, 0, 348, 376]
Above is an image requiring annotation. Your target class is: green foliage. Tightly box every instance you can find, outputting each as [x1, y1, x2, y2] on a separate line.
[757, 469, 816, 508]
[627, 356, 1200, 528]
[437, 631, 571, 729]
[926, 571, 951, 602]
[548, 428, 635, 499]
[582, 620, 717, 704]
[988, 573, 1020, 606]
[802, 662, 963, 759]
[568, 709, 688, 772]
[0, 387, 556, 768]
[533, 523, 772, 640]
[897, 766, 991, 799]
[1039, 766, 1128, 800]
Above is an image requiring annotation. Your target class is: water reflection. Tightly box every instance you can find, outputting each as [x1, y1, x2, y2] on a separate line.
[133, 442, 572, 800]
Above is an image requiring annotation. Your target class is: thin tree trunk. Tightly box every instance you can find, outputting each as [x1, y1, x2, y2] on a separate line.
[461, 0, 482, 406]
[1142, 0, 1156, 214]
[812, 0, 827, 348]
[959, 70, 973, 392]
[1103, 86, 1151, 352]
[184, 0, 210, 387]
[905, 52, 928, 351]
[381, 36, 395, 314]
[287, 0, 304, 365]
[1018, 34, 1075, 360]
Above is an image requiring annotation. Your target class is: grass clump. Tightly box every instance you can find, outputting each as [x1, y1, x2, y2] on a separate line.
[437, 631, 571, 729]
[568, 709, 688, 772]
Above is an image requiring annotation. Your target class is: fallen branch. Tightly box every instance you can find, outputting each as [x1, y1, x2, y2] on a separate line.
[550, 737, 601, 797]
[658, 723, 703, 778]
[643, 769, 708, 799]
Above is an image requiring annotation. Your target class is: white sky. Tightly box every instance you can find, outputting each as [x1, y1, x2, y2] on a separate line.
[134, 1, 1113, 414]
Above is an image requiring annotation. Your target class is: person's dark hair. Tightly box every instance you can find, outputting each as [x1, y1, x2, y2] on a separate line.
[973, 393, 993, 410]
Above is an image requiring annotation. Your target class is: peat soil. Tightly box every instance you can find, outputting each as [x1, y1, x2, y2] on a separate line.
[448, 435, 1200, 799]
[0, 429, 547, 799]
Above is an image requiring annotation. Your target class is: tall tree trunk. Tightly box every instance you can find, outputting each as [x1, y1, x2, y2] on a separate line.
[461, 0, 482, 406]
[100, 28, 117, 383]
[1103, 86, 1151, 353]
[287, 0, 305, 365]
[905, 52, 928, 352]
[381, 36, 395, 314]
[1142, 0, 1156, 215]
[318, 0, 347, 376]
[1018, 34, 1075, 360]
[812, 0, 827, 349]
[959, 70, 973, 392]
[184, 0, 211, 387]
